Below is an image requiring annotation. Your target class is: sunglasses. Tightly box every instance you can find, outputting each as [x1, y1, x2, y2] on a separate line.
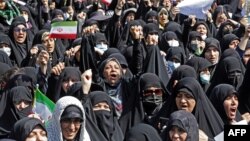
[143, 88, 163, 96]
[14, 28, 27, 33]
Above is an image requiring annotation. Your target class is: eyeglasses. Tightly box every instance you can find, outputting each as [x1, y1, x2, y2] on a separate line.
[143, 88, 163, 97]
[61, 118, 82, 126]
[14, 28, 27, 33]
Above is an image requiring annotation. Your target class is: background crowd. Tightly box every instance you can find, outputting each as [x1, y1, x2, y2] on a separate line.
[0, 0, 250, 141]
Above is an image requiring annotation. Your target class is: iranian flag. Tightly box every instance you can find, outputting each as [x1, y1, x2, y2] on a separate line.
[101, 0, 112, 6]
[49, 21, 78, 39]
[33, 88, 55, 122]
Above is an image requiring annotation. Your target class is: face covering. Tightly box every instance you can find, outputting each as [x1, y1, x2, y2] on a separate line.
[168, 61, 180, 71]
[201, 34, 207, 40]
[194, 46, 203, 56]
[0, 47, 11, 56]
[96, 43, 108, 52]
[167, 40, 179, 47]
[190, 43, 198, 52]
[228, 72, 241, 88]
[143, 93, 162, 115]
[94, 110, 113, 139]
[200, 73, 211, 84]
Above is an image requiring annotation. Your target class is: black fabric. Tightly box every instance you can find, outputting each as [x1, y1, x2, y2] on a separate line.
[11, 117, 46, 141]
[89, 91, 124, 141]
[165, 47, 186, 65]
[8, 16, 32, 67]
[207, 49, 245, 96]
[210, 84, 242, 124]
[143, 44, 169, 87]
[201, 37, 221, 59]
[47, 67, 81, 102]
[0, 86, 33, 138]
[166, 65, 197, 94]
[159, 31, 179, 53]
[239, 60, 250, 114]
[0, 50, 13, 67]
[153, 77, 224, 138]
[161, 110, 199, 141]
[61, 105, 83, 121]
[220, 34, 239, 53]
[124, 123, 162, 141]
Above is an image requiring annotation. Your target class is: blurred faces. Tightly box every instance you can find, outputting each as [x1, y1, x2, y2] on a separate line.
[25, 125, 48, 141]
[216, 12, 227, 25]
[175, 92, 196, 112]
[223, 94, 239, 123]
[196, 24, 207, 36]
[0, 0, 6, 10]
[204, 46, 220, 65]
[62, 79, 78, 93]
[158, 9, 169, 26]
[126, 12, 135, 22]
[61, 118, 82, 141]
[42, 34, 55, 53]
[169, 126, 187, 141]
[146, 32, 159, 45]
[229, 40, 239, 49]
[243, 49, 250, 65]
[103, 60, 122, 86]
[14, 100, 31, 111]
[0, 43, 11, 56]
[93, 102, 111, 111]
[13, 24, 27, 43]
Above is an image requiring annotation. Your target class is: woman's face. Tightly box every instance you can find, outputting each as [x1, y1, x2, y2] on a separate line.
[103, 60, 122, 86]
[0, 1, 6, 10]
[216, 12, 227, 24]
[14, 100, 31, 111]
[25, 125, 48, 141]
[13, 24, 27, 44]
[175, 92, 196, 113]
[169, 126, 187, 141]
[62, 78, 77, 93]
[223, 94, 238, 122]
[243, 49, 250, 65]
[93, 102, 111, 111]
[196, 24, 207, 36]
[204, 46, 220, 65]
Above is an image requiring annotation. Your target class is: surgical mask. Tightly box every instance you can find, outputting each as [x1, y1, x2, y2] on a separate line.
[190, 43, 198, 52]
[22, 15, 29, 22]
[167, 40, 179, 47]
[168, 61, 180, 71]
[228, 12, 233, 18]
[96, 43, 108, 52]
[200, 73, 210, 84]
[194, 46, 203, 56]
[0, 47, 11, 56]
[201, 34, 207, 40]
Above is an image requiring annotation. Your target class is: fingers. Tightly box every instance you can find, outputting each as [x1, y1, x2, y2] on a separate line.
[51, 62, 65, 75]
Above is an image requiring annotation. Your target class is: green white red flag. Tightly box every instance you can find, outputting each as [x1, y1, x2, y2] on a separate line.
[49, 21, 77, 39]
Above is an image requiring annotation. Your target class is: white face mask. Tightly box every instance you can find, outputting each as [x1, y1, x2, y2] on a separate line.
[201, 34, 207, 40]
[96, 43, 108, 52]
[228, 13, 233, 18]
[200, 73, 211, 84]
[173, 62, 181, 68]
[22, 15, 29, 22]
[0, 47, 11, 56]
[167, 40, 179, 47]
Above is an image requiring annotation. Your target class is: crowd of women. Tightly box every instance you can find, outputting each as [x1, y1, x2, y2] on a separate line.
[0, 0, 250, 140]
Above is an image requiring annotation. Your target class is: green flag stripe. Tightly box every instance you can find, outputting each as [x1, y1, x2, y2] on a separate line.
[35, 89, 55, 112]
[51, 21, 77, 27]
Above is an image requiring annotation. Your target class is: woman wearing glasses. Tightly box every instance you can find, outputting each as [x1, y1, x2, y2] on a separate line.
[8, 16, 33, 67]
[46, 96, 91, 141]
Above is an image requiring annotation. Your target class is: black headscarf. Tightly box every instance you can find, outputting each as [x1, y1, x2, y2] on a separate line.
[124, 123, 162, 141]
[161, 110, 199, 141]
[89, 91, 124, 141]
[165, 47, 186, 65]
[0, 86, 33, 138]
[210, 84, 242, 124]
[8, 16, 32, 67]
[47, 67, 81, 102]
[208, 49, 245, 96]
[238, 60, 250, 114]
[154, 77, 224, 138]
[220, 33, 239, 53]
[11, 117, 46, 141]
